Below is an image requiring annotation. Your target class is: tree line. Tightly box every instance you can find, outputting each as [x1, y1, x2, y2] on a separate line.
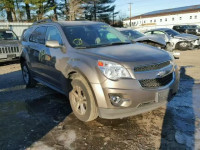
[0, 0, 122, 25]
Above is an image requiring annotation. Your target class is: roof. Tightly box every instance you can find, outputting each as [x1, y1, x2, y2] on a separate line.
[126, 4, 200, 20]
[57, 21, 105, 26]
[0, 29, 12, 31]
[31, 20, 105, 27]
[116, 27, 131, 31]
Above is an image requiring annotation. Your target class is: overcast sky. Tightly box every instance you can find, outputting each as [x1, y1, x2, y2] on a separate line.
[114, 0, 200, 19]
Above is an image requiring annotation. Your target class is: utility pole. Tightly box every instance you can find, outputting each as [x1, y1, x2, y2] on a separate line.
[128, 3, 132, 27]
[113, 11, 115, 25]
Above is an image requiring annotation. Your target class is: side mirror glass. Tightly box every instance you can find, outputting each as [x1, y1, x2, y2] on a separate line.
[46, 40, 61, 48]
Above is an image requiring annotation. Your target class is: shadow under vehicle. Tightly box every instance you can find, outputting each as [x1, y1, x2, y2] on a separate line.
[0, 29, 21, 62]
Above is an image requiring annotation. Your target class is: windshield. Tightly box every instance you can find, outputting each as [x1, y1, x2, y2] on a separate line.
[63, 24, 131, 49]
[121, 30, 144, 40]
[0, 30, 18, 40]
[165, 29, 180, 37]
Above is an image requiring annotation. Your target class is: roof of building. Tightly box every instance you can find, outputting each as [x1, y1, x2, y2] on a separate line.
[125, 4, 200, 20]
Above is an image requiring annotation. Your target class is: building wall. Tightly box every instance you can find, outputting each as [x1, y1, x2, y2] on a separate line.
[0, 22, 32, 38]
[123, 11, 200, 32]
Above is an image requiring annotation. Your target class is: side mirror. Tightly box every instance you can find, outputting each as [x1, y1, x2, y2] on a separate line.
[46, 40, 61, 48]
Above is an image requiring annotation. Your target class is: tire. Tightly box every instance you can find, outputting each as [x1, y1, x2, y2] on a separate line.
[21, 62, 37, 88]
[69, 74, 98, 122]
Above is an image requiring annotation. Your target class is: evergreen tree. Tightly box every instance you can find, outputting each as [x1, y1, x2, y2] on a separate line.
[0, 0, 16, 22]
[83, 0, 117, 23]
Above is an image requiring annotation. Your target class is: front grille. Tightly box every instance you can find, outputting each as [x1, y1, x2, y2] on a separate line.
[139, 73, 173, 88]
[134, 61, 170, 72]
[0, 47, 19, 54]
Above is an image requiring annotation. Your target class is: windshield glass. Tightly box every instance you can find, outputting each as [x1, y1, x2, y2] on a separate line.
[165, 29, 180, 36]
[63, 24, 131, 49]
[0, 30, 18, 40]
[121, 30, 144, 40]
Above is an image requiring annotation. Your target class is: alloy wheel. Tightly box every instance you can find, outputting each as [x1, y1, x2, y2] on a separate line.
[71, 85, 87, 115]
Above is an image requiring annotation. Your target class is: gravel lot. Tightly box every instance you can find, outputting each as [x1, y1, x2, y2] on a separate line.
[0, 50, 200, 150]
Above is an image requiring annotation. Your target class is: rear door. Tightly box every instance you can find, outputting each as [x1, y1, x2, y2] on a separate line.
[28, 26, 48, 79]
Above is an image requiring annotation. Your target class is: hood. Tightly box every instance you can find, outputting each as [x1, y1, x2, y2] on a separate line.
[134, 35, 166, 46]
[0, 40, 20, 47]
[174, 34, 199, 41]
[84, 43, 171, 68]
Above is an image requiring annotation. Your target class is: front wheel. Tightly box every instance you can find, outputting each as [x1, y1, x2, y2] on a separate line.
[21, 62, 37, 88]
[69, 74, 98, 122]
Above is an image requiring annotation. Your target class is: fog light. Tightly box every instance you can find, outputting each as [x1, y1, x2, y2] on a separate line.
[109, 94, 131, 107]
[110, 95, 121, 104]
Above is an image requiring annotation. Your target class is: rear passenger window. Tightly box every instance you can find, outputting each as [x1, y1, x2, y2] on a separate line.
[29, 26, 47, 44]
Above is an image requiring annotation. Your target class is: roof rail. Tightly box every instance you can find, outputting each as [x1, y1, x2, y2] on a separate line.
[33, 19, 53, 25]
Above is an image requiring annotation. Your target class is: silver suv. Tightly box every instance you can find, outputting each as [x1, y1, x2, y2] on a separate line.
[20, 20, 180, 122]
[0, 29, 21, 62]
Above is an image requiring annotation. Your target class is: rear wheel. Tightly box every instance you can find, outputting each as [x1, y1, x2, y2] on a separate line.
[69, 74, 98, 122]
[21, 62, 37, 88]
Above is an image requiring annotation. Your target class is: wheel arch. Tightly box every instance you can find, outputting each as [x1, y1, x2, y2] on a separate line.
[67, 68, 99, 108]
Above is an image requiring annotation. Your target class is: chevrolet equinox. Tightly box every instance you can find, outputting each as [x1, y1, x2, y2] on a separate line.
[20, 20, 180, 122]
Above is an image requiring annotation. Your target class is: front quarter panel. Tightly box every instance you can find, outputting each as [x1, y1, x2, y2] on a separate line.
[59, 51, 107, 84]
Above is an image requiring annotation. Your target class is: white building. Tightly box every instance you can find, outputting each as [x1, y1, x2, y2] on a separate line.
[0, 22, 32, 38]
[123, 5, 200, 31]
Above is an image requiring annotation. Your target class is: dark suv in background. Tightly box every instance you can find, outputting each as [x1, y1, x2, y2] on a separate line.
[173, 25, 200, 35]
[20, 20, 179, 122]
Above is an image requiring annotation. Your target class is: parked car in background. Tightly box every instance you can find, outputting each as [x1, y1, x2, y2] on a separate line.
[0, 29, 21, 62]
[20, 20, 179, 122]
[144, 28, 200, 50]
[116, 28, 166, 49]
[173, 25, 200, 36]
[117, 28, 180, 59]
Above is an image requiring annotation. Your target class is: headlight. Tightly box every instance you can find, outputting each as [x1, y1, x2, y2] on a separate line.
[97, 60, 132, 80]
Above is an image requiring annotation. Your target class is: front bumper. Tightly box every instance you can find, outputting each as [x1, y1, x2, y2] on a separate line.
[91, 65, 180, 119]
[0, 53, 21, 62]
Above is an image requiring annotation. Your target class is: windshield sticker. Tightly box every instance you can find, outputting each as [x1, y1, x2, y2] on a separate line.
[95, 38, 101, 44]
[73, 38, 83, 46]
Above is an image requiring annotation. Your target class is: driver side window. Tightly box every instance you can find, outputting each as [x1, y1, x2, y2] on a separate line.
[46, 26, 63, 45]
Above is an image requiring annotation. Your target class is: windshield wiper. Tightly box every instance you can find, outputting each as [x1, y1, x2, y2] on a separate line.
[75, 46, 87, 49]
[75, 42, 131, 49]
[110, 42, 132, 45]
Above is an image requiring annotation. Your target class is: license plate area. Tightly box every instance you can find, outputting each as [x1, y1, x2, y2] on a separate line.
[7, 54, 16, 59]
[155, 89, 170, 102]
